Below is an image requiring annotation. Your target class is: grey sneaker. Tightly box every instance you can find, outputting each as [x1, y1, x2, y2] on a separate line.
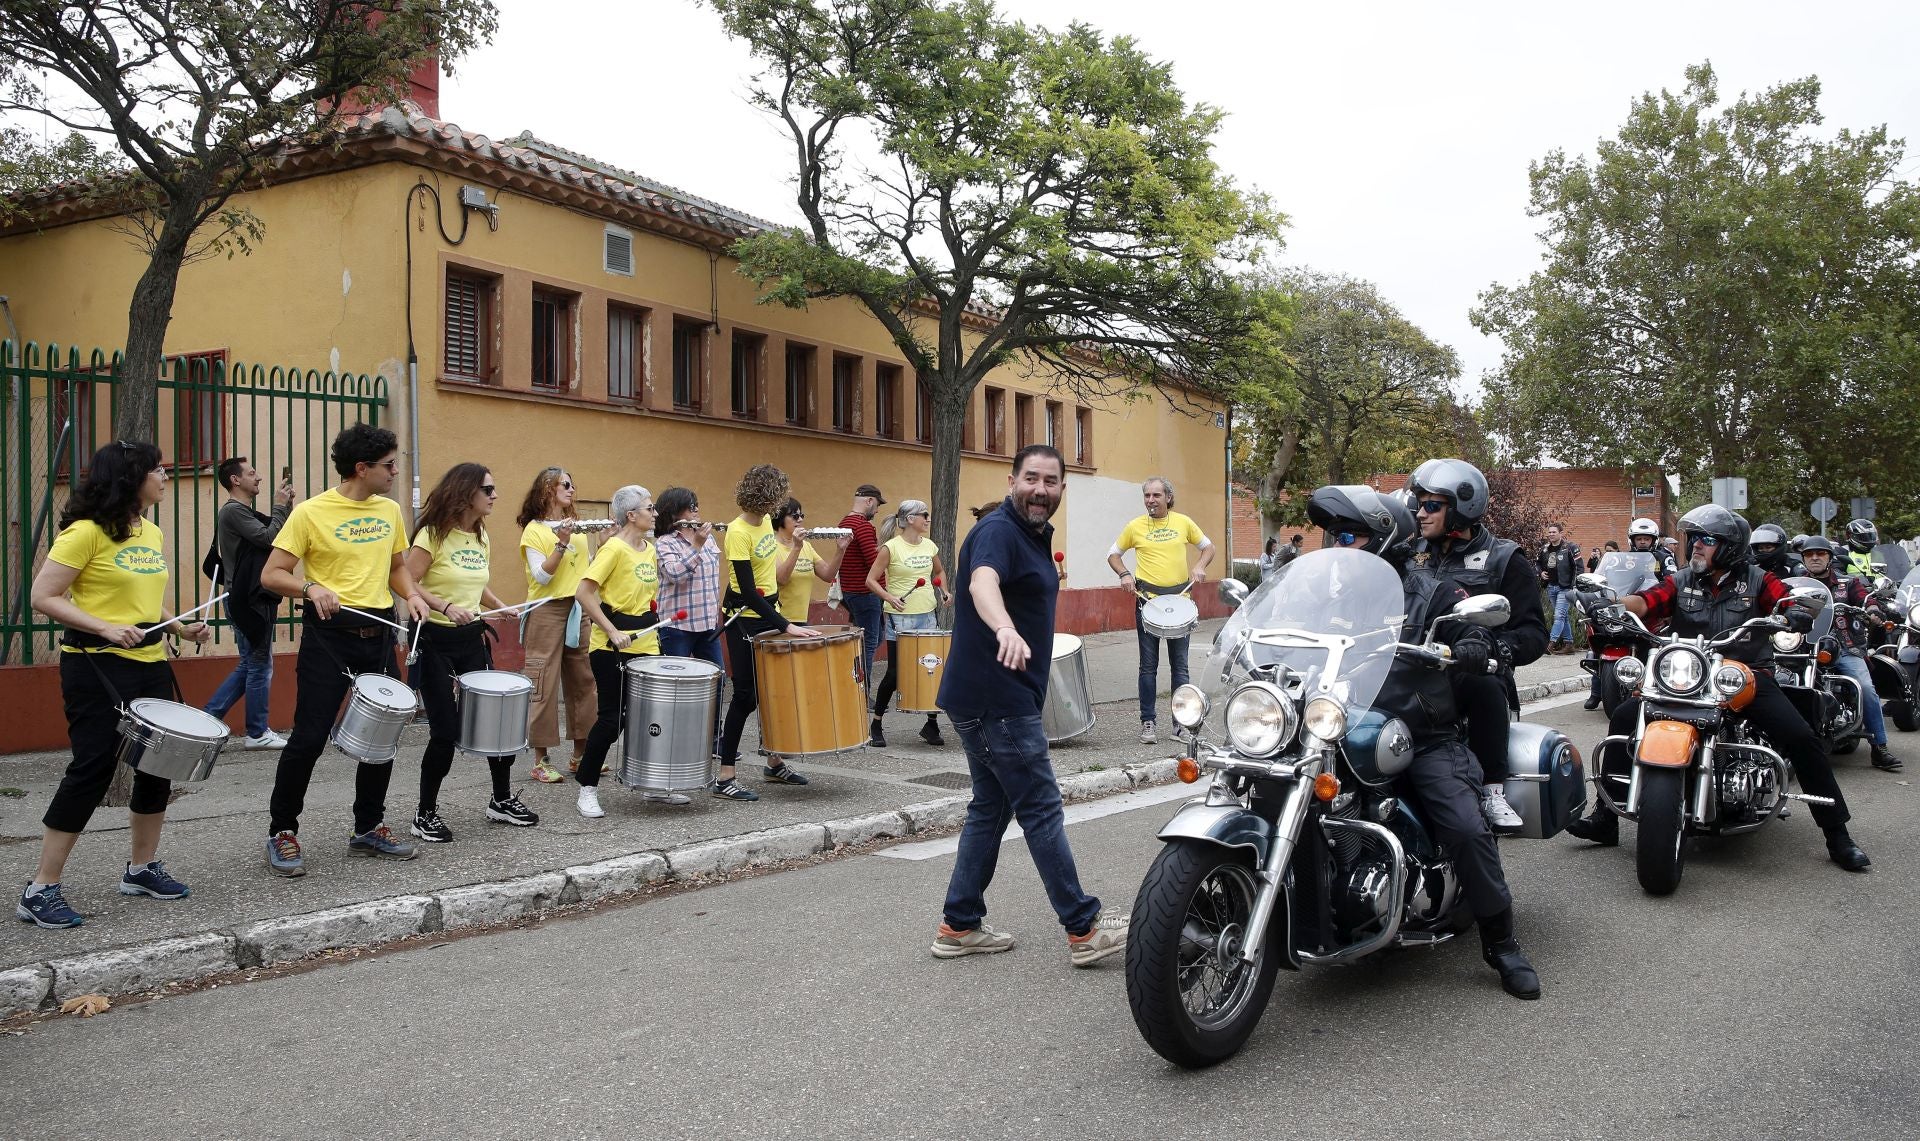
[931, 922, 1016, 959]
[347, 823, 417, 860]
[1068, 908, 1130, 967]
[266, 830, 305, 877]
[1138, 722, 1157, 745]
[1481, 785, 1524, 833]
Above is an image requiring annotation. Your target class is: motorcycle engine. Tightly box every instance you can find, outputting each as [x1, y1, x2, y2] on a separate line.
[1333, 861, 1396, 932]
[1718, 758, 1778, 809]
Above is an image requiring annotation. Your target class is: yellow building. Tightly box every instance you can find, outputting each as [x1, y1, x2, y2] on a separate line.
[0, 104, 1231, 631]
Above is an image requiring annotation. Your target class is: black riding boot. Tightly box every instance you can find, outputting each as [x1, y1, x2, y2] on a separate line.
[1564, 801, 1619, 846]
[1478, 907, 1541, 1000]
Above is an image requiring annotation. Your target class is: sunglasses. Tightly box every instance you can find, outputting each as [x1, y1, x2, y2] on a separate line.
[369, 459, 399, 472]
[480, 484, 496, 496]
[1690, 534, 1721, 547]
[790, 512, 805, 520]
[1332, 531, 1363, 547]
[559, 481, 573, 490]
[911, 511, 931, 519]
[1414, 498, 1449, 515]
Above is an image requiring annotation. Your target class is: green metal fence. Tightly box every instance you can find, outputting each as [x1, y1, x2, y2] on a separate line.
[2, 342, 388, 664]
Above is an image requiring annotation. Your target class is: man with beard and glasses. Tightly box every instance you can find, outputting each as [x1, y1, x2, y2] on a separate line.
[931, 445, 1130, 967]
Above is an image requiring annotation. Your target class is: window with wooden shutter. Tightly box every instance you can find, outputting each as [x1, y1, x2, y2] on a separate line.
[875, 363, 901, 439]
[672, 318, 705, 410]
[785, 343, 814, 427]
[532, 287, 574, 392]
[444, 271, 494, 382]
[831, 354, 859, 433]
[731, 332, 763, 419]
[171, 349, 227, 469]
[608, 304, 647, 402]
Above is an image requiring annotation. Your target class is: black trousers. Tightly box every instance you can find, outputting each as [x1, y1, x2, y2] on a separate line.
[1403, 739, 1514, 919]
[44, 653, 176, 833]
[416, 623, 512, 810]
[1454, 671, 1512, 786]
[1602, 674, 1851, 831]
[719, 619, 777, 765]
[578, 647, 653, 788]
[269, 622, 398, 836]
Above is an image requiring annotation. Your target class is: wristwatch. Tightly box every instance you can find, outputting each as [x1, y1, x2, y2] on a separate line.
[301, 581, 316, 599]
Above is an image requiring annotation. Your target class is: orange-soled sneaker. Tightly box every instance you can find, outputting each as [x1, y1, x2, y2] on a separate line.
[1068, 908, 1131, 968]
[930, 922, 1016, 959]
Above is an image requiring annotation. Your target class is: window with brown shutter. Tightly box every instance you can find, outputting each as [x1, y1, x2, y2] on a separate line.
[171, 349, 226, 469]
[608, 304, 647, 402]
[444, 271, 495, 382]
[875, 363, 902, 439]
[1014, 392, 1034, 451]
[1045, 399, 1063, 450]
[785, 343, 814, 427]
[531, 287, 574, 393]
[1075, 406, 1093, 466]
[831, 354, 859, 433]
[984, 386, 1006, 454]
[915, 371, 933, 444]
[731, 332, 763, 419]
[672, 318, 705, 411]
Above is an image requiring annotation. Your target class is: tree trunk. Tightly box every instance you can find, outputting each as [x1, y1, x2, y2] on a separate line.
[113, 210, 195, 443]
[1258, 424, 1301, 535]
[927, 381, 971, 623]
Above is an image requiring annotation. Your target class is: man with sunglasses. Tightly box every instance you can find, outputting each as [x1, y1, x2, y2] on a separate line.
[1405, 459, 1548, 834]
[1107, 477, 1215, 744]
[1565, 505, 1870, 870]
[1796, 534, 1901, 773]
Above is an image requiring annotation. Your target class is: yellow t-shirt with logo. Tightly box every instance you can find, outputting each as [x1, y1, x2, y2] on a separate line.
[882, 535, 938, 616]
[775, 538, 822, 624]
[584, 536, 659, 655]
[412, 527, 491, 627]
[274, 487, 407, 609]
[48, 518, 169, 663]
[1115, 511, 1206, 588]
[521, 520, 589, 602]
[726, 514, 780, 604]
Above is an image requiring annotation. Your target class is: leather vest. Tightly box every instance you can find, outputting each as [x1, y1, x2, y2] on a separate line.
[1670, 564, 1771, 665]
[1375, 565, 1459, 737]
[1812, 572, 1869, 654]
[1418, 528, 1520, 614]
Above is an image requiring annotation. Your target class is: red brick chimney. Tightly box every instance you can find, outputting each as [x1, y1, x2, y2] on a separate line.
[405, 52, 440, 117]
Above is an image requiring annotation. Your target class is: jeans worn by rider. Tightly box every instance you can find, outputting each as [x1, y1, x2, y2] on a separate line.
[1809, 568, 1892, 752]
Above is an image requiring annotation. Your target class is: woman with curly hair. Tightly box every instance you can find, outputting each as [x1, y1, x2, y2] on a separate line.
[516, 467, 597, 784]
[715, 464, 821, 800]
[22, 441, 212, 929]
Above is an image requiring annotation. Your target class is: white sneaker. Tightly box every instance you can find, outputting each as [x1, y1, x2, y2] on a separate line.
[1482, 784, 1524, 832]
[241, 730, 288, 750]
[1069, 908, 1131, 967]
[1138, 722, 1157, 744]
[577, 786, 605, 819]
[642, 792, 692, 806]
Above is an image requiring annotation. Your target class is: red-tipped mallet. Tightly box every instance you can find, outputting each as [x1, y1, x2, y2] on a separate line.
[675, 610, 688, 621]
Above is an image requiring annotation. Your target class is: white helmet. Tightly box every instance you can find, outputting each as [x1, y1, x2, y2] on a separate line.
[1628, 517, 1659, 539]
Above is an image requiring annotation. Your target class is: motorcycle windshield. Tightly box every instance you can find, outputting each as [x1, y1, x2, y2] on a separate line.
[1782, 576, 1835, 642]
[1896, 567, 1920, 613]
[1204, 547, 1402, 713]
[1872, 543, 1912, 583]
[1595, 551, 1660, 596]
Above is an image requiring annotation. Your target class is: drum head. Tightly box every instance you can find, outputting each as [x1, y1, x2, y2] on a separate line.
[1052, 632, 1083, 658]
[1145, 595, 1198, 626]
[457, 669, 532, 696]
[127, 698, 228, 739]
[351, 674, 417, 712]
[627, 655, 723, 680]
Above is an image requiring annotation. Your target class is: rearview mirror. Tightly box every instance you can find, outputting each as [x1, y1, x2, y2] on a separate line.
[1429, 593, 1511, 640]
[1218, 578, 1249, 608]
[1574, 572, 1607, 592]
[1778, 585, 1829, 615]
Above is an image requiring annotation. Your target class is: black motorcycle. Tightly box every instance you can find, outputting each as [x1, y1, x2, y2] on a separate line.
[1771, 577, 1869, 754]
[1869, 567, 1920, 732]
[1576, 552, 1662, 715]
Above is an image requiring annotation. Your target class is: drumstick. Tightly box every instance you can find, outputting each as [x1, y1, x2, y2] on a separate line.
[473, 597, 553, 620]
[890, 578, 928, 611]
[405, 618, 425, 666]
[145, 592, 230, 631]
[336, 605, 413, 635]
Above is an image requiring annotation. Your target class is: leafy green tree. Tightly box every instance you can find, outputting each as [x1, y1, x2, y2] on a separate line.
[0, 1, 498, 440]
[706, 0, 1279, 565]
[0, 124, 123, 222]
[1474, 62, 1920, 526]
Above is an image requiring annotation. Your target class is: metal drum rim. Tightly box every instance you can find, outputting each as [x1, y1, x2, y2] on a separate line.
[124, 698, 229, 743]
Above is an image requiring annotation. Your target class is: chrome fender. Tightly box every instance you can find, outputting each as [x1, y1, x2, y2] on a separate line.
[1156, 802, 1273, 867]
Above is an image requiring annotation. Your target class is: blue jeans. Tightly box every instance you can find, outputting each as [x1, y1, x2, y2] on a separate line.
[1135, 593, 1191, 724]
[659, 627, 726, 748]
[202, 617, 273, 738]
[942, 713, 1101, 935]
[1548, 585, 1573, 643]
[844, 591, 884, 681]
[1832, 653, 1887, 746]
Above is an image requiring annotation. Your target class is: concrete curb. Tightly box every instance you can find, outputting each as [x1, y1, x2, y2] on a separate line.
[1517, 675, 1591, 703]
[0, 763, 1177, 1018]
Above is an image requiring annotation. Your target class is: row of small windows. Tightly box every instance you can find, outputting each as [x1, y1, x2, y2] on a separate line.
[445, 269, 1093, 463]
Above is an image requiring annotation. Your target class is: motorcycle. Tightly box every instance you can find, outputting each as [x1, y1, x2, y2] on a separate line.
[1772, 577, 1869, 755]
[1124, 548, 1583, 1068]
[1867, 566, 1920, 732]
[1585, 583, 1835, 895]
[1577, 552, 1662, 715]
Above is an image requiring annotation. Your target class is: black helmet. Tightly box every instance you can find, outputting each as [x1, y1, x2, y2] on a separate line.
[1306, 484, 1417, 565]
[1797, 534, 1837, 558]
[1749, 524, 1790, 573]
[1677, 504, 1751, 572]
[1408, 458, 1490, 532]
[1847, 518, 1878, 551]
[1789, 533, 1808, 554]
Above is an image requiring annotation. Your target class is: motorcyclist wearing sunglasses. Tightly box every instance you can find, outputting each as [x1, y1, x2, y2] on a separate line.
[1404, 459, 1549, 834]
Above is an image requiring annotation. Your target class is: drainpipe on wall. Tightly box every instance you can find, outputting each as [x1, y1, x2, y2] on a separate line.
[407, 348, 422, 517]
[1223, 405, 1233, 571]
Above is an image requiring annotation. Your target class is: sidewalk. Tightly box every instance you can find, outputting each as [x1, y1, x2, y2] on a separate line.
[0, 619, 1587, 1012]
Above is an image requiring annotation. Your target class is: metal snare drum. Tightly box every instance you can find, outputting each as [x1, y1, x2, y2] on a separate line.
[1043, 634, 1096, 743]
[619, 656, 725, 791]
[456, 669, 533, 756]
[331, 673, 417, 763]
[115, 698, 230, 783]
[1140, 593, 1199, 641]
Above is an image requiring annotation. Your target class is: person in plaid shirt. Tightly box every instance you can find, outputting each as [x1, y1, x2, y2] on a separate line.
[654, 487, 726, 754]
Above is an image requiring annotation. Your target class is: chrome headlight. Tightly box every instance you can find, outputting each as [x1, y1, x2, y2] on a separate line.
[1224, 682, 1295, 757]
[1170, 684, 1210, 730]
[1771, 630, 1804, 653]
[1711, 663, 1749, 698]
[1613, 656, 1646, 690]
[1652, 646, 1708, 696]
[1302, 696, 1348, 741]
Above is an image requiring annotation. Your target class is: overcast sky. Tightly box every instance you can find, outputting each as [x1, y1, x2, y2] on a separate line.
[443, 2, 1909, 393]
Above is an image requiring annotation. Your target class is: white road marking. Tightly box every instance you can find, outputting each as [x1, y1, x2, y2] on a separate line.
[874, 780, 1197, 861]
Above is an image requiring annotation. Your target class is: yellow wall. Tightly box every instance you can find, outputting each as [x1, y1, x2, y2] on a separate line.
[1, 157, 1231, 610]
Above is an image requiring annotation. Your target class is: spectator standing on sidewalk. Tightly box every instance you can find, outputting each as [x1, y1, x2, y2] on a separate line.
[931, 444, 1129, 967]
[1539, 523, 1579, 653]
[202, 456, 294, 749]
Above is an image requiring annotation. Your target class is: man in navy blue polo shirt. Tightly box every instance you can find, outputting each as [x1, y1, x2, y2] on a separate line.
[931, 444, 1131, 967]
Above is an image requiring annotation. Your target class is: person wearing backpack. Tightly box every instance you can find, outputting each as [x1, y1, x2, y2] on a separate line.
[201, 456, 294, 749]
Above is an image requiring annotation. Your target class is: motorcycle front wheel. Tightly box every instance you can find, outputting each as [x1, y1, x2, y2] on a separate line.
[1125, 840, 1281, 1068]
[1635, 767, 1689, 896]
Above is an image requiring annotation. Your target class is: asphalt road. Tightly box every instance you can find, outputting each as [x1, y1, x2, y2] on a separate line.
[6, 697, 1916, 1140]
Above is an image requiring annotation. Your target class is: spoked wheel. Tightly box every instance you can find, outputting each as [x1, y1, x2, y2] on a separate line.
[1634, 767, 1689, 896]
[1125, 841, 1282, 1068]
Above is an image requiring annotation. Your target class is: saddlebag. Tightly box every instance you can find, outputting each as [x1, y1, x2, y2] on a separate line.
[1503, 722, 1585, 839]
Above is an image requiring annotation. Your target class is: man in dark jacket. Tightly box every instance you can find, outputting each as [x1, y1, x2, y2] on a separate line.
[1539, 524, 1580, 653]
[201, 457, 293, 749]
[1406, 459, 1549, 833]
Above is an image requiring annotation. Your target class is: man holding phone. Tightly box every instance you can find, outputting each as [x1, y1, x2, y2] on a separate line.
[202, 457, 295, 749]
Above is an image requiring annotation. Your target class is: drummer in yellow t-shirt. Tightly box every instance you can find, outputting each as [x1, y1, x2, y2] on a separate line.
[865, 499, 953, 748]
[1106, 476, 1215, 744]
[571, 484, 675, 817]
[22, 441, 211, 930]
[260, 423, 432, 875]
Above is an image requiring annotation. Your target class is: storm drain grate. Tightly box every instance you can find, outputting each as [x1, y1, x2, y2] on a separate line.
[908, 771, 974, 789]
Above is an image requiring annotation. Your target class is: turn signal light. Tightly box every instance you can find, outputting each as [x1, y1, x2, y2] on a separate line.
[1177, 756, 1201, 783]
[1313, 773, 1341, 801]
[1817, 649, 1834, 665]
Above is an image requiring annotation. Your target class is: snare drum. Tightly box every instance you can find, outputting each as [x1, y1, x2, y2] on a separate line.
[1141, 593, 1199, 641]
[894, 629, 950, 713]
[115, 699, 230, 782]
[331, 673, 417, 763]
[752, 624, 867, 757]
[619, 656, 725, 791]
[1043, 634, 1096, 743]
[456, 670, 533, 756]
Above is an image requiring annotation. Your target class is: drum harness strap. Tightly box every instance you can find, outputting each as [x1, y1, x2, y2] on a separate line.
[60, 637, 186, 714]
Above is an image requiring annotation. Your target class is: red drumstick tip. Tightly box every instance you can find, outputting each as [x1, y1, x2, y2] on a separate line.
[932, 577, 943, 587]
[915, 578, 927, 587]
[674, 609, 688, 620]
[1054, 551, 1065, 562]
[649, 600, 658, 611]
